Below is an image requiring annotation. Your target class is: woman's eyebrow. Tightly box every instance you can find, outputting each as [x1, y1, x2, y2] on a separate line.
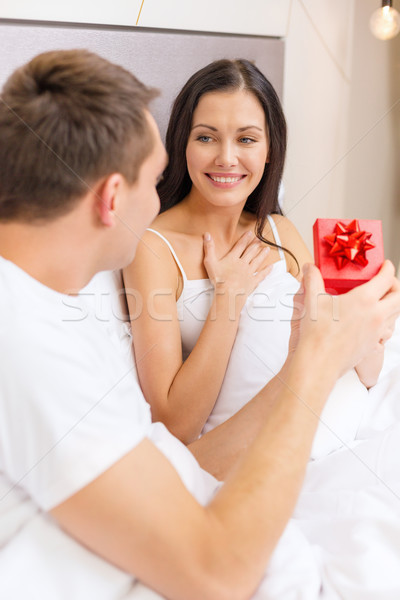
[191, 124, 217, 131]
[191, 124, 264, 132]
[237, 125, 264, 132]
[191, 124, 264, 133]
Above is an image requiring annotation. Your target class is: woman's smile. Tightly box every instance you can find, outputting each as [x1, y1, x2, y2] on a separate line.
[206, 172, 247, 187]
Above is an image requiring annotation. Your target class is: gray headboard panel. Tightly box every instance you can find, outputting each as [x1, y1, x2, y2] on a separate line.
[0, 20, 284, 139]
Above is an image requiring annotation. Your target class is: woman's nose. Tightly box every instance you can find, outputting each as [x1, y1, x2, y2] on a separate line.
[215, 142, 239, 167]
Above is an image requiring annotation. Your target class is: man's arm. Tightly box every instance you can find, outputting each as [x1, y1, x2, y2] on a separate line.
[51, 342, 335, 600]
[51, 262, 400, 600]
[190, 261, 400, 479]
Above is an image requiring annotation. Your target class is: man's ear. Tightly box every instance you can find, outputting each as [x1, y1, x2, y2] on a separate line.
[96, 173, 124, 227]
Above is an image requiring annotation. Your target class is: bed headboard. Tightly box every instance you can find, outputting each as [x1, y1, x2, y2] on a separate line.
[0, 19, 284, 140]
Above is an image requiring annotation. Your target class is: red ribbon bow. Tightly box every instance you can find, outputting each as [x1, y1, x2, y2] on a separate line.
[324, 220, 375, 270]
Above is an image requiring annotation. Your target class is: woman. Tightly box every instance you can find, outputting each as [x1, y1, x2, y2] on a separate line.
[123, 59, 383, 446]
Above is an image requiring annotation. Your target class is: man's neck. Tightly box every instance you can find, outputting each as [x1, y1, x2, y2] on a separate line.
[0, 221, 96, 294]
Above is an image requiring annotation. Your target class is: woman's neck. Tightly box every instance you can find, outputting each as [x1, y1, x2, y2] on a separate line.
[178, 189, 254, 246]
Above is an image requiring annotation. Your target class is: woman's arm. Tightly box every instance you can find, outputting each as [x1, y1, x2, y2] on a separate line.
[123, 230, 270, 443]
[266, 214, 313, 278]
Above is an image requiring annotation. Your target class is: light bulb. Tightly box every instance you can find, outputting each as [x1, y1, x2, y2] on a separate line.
[370, 4, 400, 40]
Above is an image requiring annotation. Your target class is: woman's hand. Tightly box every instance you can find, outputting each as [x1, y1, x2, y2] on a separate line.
[355, 315, 396, 388]
[203, 231, 272, 312]
[355, 345, 385, 389]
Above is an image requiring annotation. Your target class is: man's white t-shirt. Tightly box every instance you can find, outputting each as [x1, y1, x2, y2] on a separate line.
[0, 258, 218, 599]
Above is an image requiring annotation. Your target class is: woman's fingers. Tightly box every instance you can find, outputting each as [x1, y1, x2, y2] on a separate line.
[203, 231, 280, 296]
[229, 230, 257, 257]
[247, 244, 270, 269]
[238, 235, 262, 257]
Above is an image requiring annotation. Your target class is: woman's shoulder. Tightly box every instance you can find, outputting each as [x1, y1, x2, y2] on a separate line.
[134, 213, 203, 287]
[265, 213, 298, 240]
[261, 213, 301, 243]
[124, 227, 181, 290]
[138, 227, 173, 255]
[263, 214, 313, 278]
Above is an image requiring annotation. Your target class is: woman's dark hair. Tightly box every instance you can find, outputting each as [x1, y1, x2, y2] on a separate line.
[157, 58, 297, 266]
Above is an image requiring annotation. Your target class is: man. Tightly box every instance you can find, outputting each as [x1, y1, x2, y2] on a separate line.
[0, 49, 399, 600]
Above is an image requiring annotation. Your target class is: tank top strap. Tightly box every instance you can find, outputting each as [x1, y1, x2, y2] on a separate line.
[267, 215, 285, 261]
[146, 228, 188, 281]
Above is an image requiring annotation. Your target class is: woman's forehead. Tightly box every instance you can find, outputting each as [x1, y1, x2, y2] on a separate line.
[192, 90, 266, 128]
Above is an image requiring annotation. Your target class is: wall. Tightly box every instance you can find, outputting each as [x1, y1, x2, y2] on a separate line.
[136, 0, 290, 36]
[0, 0, 143, 26]
[282, 0, 355, 252]
[0, 0, 291, 36]
[0, 23, 284, 143]
[345, 0, 400, 263]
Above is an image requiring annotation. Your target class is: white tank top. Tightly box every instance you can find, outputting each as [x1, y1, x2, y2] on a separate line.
[146, 216, 369, 459]
[147, 216, 300, 429]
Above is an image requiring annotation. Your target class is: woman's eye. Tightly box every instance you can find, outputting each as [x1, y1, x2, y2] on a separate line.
[196, 135, 213, 143]
[239, 137, 256, 144]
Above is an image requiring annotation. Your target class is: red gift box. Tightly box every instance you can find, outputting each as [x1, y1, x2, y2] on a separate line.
[313, 219, 384, 295]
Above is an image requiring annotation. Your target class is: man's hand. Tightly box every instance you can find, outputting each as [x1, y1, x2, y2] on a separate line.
[297, 260, 400, 378]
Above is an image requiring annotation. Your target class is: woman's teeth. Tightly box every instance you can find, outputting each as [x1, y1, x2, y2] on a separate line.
[209, 175, 242, 183]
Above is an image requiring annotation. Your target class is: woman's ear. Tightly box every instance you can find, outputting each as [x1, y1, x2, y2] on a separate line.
[96, 173, 123, 227]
